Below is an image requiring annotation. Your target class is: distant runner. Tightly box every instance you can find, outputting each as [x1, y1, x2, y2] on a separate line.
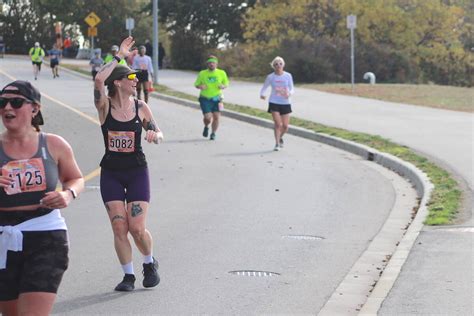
[29, 42, 45, 80]
[132, 45, 154, 103]
[103, 45, 127, 65]
[260, 56, 294, 151]
[89, 50, 104, 81]
[194, 55, 229, 140]
[47, 44, 62, 79]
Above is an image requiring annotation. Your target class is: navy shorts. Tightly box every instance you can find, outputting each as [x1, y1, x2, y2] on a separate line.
[100, 166, 151, 203]
[50, 59, 59, 68]
[199, 96, 221, 114]
[0, 230, 69, 301]
[268, 102, 292, 115]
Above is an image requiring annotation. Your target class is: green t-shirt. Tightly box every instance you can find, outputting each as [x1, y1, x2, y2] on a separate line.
[103, 54, 127, 65]
[194, 68, 229, 99]
[29, 47, 45, 62]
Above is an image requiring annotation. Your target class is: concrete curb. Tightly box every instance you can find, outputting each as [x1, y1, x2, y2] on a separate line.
[151, 92, 434, 315]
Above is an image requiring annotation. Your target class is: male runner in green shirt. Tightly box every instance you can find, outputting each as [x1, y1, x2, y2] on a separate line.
[29, 42, 45, 80]
[194, 55, 229, 140]
[103, 45, 127, 65]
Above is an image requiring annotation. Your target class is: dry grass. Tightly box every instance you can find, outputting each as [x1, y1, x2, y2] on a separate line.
[300, 83, 473, 112]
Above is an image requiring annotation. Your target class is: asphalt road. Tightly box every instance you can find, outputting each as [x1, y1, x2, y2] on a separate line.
[157, 69, 474, 315]
[0, 58, 408, 314]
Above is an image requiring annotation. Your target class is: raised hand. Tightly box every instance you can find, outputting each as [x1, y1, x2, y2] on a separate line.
[119, 36, 135, 59]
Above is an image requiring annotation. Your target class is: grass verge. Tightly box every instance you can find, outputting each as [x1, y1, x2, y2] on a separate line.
[153, 84, 461, 225]
[300, 83, 473, 113]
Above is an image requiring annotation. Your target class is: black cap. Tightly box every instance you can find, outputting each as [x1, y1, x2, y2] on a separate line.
[105, 65, 137, 86]
[1, 80, 44, 125]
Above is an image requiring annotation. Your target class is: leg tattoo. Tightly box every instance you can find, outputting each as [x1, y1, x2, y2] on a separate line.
[131, 203, 143, 217]
[111, 215, 126, 222]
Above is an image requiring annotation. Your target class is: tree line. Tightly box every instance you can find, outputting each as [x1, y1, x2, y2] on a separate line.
[1, 0, 472, 86]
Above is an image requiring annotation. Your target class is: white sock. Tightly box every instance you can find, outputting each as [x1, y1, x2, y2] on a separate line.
[143, 254, 154, 264]
[121, 262, 134, 275]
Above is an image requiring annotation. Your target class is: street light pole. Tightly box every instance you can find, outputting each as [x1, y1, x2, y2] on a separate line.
[152, 0, 158, 83]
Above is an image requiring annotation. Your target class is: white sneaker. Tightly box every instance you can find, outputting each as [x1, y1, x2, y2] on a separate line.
[279, 138, 284, 148]
[274, 144, 280, 151]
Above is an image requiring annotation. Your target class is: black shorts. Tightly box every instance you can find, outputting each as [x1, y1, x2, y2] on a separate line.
[0, 230, 69, 301]
[137, 70, 149, 82]
[32, 61, 42, 70]
[268, 102, 292, 115]
[50, 59, 59, 68]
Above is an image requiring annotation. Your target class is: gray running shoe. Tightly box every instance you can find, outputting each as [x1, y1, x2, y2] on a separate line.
[274, 144, 280, 151]
[114, 274, 135, 291]
[142, 258, 160, 288]
[210, 132, 216, 140]
[279, 138, 284, 148]
[202, 126, 209, 137]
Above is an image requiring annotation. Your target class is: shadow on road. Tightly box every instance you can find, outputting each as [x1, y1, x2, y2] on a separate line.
[53, 291, 130, 314]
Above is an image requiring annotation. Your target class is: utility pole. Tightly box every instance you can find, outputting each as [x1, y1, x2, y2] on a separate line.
[152, 0, 158, 83]
[347, 15, 357, 92]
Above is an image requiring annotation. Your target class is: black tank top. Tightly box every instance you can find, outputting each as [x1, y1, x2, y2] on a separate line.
[0, 133, 58, 208]
[100, 99, 147, 170]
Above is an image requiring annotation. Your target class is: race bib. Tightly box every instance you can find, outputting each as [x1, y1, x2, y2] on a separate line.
[108, 131, 135, 153]
[275, 86, 288, 97]
[2, 158, 47, 195]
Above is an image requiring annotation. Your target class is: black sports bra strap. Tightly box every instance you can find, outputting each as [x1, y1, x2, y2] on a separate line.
[134, 99, 140, 120]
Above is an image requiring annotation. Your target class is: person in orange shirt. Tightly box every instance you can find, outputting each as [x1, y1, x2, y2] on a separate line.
[63, 37, 71, 58]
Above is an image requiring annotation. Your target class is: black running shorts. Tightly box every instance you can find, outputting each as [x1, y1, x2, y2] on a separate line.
[0, 230, 69, 301]
[267, 102, 292, 115]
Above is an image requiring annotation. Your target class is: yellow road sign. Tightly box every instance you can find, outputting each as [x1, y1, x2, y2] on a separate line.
[85, 12, 101, 27]
[88, 26, 98, 37]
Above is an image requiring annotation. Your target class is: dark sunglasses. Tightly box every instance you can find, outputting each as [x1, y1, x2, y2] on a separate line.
[0, 97, 33, 109]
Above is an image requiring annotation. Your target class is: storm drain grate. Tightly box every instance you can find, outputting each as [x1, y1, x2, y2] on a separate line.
[228, 270, 280, 277]
[282, 235, 325, 240]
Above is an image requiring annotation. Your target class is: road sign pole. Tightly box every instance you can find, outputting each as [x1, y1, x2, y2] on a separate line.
[91, 36, 94, 58]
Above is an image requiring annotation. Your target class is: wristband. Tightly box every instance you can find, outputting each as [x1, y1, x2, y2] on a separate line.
[67, 188, 77, 199]
[113, 55, 122, 63]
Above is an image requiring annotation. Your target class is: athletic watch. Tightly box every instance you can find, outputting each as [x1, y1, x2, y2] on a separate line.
[113, 55, 122, 63]
[67, 188, 77, 199]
